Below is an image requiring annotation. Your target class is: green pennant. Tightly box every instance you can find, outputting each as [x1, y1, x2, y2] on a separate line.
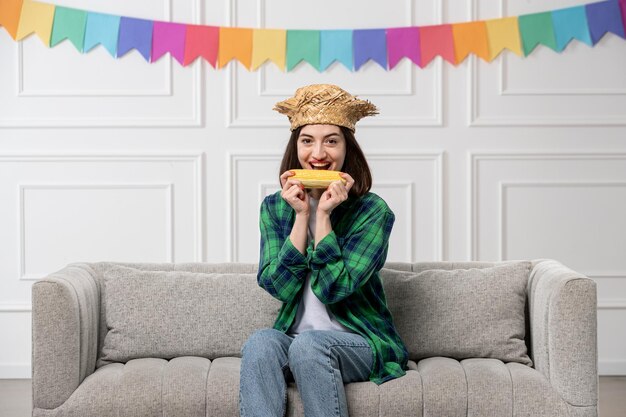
[518, 12, 558, 56]
[51, 7, 88, 52]
[286, 30, 320, 71]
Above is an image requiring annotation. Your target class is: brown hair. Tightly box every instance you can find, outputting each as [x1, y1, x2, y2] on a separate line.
[279, 125, 372, 197]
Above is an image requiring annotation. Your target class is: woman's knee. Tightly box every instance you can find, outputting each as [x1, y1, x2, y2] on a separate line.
[288, 331, 327, 366]
[242, 328, 288, 358]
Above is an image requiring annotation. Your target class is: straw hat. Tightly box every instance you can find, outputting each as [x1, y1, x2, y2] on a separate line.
[273, 84, 378, 131]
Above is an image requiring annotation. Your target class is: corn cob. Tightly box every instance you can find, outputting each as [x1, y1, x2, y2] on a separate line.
[290, 169, 347, 189]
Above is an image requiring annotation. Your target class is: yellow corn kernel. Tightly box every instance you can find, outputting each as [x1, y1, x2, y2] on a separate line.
[290, 169, 346, 189]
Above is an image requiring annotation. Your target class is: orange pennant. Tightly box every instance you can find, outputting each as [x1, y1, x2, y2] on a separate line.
[452, 21, 490, 63]
[218, 27, 253, 69]
[0, 0, 24, 39]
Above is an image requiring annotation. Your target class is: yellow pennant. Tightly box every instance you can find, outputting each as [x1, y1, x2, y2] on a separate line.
[16, 0, 55, 45]
[485, 17, 523, 60]
[251, 29, 286, 71]
[218, 27, 253, 69]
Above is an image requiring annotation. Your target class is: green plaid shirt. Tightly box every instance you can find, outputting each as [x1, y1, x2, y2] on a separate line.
[258, 191, 408, 385]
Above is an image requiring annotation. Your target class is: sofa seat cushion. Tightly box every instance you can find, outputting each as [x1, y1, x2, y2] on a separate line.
[33, 356, 569, 417]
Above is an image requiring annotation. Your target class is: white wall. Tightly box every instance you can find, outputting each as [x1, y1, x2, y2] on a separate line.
[1, 0, 625, 378]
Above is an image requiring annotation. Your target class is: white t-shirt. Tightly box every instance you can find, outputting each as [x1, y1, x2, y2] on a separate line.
[288, 197, 352, 335]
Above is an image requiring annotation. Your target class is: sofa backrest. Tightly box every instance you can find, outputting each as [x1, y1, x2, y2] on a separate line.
[87, 261, 532, 367]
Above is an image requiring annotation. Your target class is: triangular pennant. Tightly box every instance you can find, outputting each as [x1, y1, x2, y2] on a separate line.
[0, 0, 23, 40]
[50, 6, 87, 52]
[320, 30, 353, 71]
[286, 30, 320, 71]
[353, 29, 387, 70]
[452, 21, 490, 63]
[586, 0, 625, 44]
[84, 12, 120, 57]
[117, 17, 152, 62]
[184, 24, 219, 67]
[419, 25, 455, 67]
[386, 27, 420, 69]
[218, 27, 253, 69]
[16, 0, 55, 45]
[152, 21, 186, 65]
[485, 17, 523, 59]
[551, 6, 592, 51]
[251, 29, 286, 70]
[518, 12, 558, 55]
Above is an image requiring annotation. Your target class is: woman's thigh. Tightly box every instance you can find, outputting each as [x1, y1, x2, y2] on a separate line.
[288, 330, 373, 383]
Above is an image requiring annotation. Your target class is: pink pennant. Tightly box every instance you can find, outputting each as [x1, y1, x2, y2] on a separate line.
[387, 27, 421, 69]
[184, 24, 219, 67]
[419, 24, 456, 67]
[152, 21, 186, 65]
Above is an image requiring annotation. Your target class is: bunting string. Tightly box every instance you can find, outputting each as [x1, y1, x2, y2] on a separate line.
[1, 0, 625, 70]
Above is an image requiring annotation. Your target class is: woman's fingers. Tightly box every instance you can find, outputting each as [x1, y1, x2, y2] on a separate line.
[339, 172, 355, 193]
[280, 170, 296, 188]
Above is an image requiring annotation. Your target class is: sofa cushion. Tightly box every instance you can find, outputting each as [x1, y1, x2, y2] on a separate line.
[97, 265, 281, 366]
[381, 262, 533, 366]
[34, 356, 570, 417]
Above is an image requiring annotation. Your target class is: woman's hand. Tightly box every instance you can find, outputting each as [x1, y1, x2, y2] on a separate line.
[280, 170, 309, 215]
[318, 172, 354, 215]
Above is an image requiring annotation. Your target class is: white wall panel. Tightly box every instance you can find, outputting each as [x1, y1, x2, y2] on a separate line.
[0, 0, 202, 127]
[0, 153, 205, 310]
[470, 0, 626, 125]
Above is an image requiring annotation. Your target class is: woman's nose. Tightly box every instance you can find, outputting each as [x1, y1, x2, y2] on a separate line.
[312, 142, 326, 159]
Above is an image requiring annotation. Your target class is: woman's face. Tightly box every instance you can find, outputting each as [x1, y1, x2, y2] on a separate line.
[297, 124, 346, 172]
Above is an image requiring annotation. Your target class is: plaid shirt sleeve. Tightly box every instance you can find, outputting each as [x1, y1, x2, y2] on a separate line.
[257, 195, 307, 302]
[308, 198, 394, 304]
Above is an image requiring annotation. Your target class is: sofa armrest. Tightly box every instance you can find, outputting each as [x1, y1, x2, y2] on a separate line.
[528, 259, 598, 408]
[32, 263, 100, 410]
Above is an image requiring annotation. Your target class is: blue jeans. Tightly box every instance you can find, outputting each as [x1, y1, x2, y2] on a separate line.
[239, 328, 373, 417]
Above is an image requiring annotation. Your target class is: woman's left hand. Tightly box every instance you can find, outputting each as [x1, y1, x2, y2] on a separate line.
[318, 173, 354, 215]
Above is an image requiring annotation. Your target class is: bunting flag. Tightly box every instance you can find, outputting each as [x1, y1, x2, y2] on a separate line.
[485, 17, 523, 59]
[117, 17, 152, 62]
[50, 7, 87, 52]
[16, 0, 54, 45]
[2, 0, 625, 71]
[84, 12, 120, 56]
[0, 0, 23, 40]
[320, 30, 353, 71]
[184, 24, 218, 67]
[551, 6, 592, 51]
[286, 30, 319, 71]
[386, 27, 421, 69]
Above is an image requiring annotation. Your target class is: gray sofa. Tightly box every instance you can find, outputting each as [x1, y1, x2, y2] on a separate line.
[31, 259, 598, 417]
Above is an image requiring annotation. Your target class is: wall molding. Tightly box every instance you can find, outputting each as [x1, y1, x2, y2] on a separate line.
[0, 152, 206, 266]
[468, 151, 626, 261]
[497, 180, 626, 268]
[17, 183, 174, 281]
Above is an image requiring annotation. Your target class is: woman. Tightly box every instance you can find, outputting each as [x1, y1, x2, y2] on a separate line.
[240, 84, 408, 417]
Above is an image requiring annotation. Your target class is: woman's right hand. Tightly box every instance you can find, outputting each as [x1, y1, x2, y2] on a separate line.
[280, 170, 309, 215]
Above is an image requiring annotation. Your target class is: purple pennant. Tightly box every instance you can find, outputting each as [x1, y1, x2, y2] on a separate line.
[619, 0, 626, 32]
[387, 27, 421, 69]
[586, 0, 625, 44]
[353, 29, 388, 70]
[117, 17, 153, 61]
[152, 21, 187, 65]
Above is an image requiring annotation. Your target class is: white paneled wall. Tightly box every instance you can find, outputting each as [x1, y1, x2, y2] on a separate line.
[1, 0, 625, 378]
